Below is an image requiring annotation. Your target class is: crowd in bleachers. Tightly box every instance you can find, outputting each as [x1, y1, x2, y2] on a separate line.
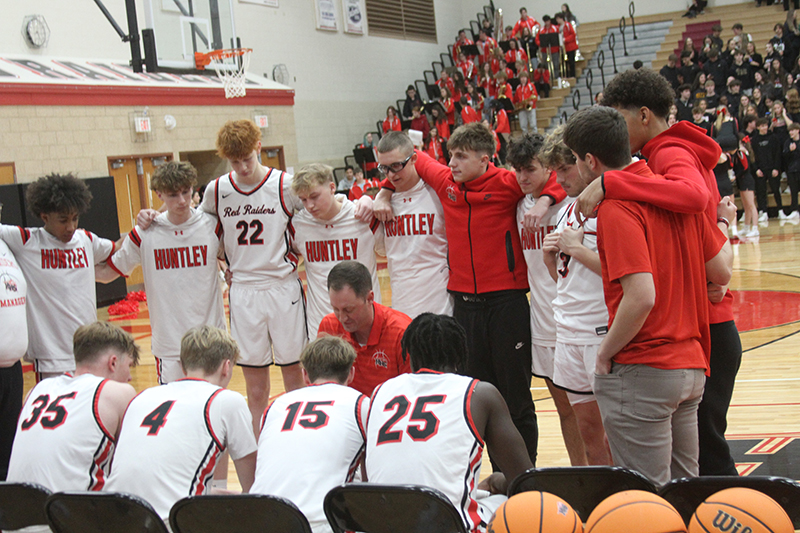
[657, 17, 800, 236]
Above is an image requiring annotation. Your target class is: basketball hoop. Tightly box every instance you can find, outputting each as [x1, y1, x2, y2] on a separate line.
[195, 48, 252, 98]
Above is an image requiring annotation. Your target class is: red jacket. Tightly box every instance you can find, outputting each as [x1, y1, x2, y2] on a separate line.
[425, 137, 447, 164]
[513, 17, 539, 39]
[536, 25, 560, 54]
[383, 116, 401, 133]
[495, 109, 510, 134]
[461, 105, 481, 124]
[505, 49, 529, 68]
[602, 120, 732, 323]
[533, 68, 551, 86]
[562, 22, 579, 52]
[515, 81, 538, 109]
[383, 151, 565, 294]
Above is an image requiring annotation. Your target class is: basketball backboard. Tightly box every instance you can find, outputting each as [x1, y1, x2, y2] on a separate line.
[142, 0, 239, 71]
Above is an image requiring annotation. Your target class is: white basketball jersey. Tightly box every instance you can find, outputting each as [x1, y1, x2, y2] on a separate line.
[7, 373, 114, 492]
[106, 379, 257, 519]
[0, 239, 28, 366]
[366, 371, 487, 532]
[0, 225, 113, 365]
[517, 195, 563, 347]
[383, 180, 453, 318]
[252, 383, 369, 533]
[551, 202, 608, 343]
[290, 199, 382, 336]
[108, 210, 226, 357]
[201, 169, 303, 287]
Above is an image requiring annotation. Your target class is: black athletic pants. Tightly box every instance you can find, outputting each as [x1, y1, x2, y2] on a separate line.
[698, 321, 742, 476]
[0, 361, 23, 481]
[453, 290, 538, 467]
[754, 172, 768, 213]
[767, 173, 784, 213]
[787, 171, 800, 213]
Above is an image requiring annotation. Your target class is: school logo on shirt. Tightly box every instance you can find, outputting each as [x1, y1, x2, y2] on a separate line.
[372, 350, 389, 369]
[446, 185, 458, 203]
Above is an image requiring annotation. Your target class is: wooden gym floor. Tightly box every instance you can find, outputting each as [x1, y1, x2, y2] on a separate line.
[21, 218, 800, 490]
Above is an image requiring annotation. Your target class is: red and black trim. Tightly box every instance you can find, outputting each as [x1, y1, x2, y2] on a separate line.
[83, 229, 94, 241]
[18, 226, 30, 245]
[354, 394, 368, 440]
[369, 218, 381, 234]
[230, 169, 271, 197]
[277, 171, 293, 218]
[92, 379, 116, 441]
[204, 388, 225, 450]
[128, 228, 142, 247]
[190, 440, 220, 496]
[462, 379, 484, 446]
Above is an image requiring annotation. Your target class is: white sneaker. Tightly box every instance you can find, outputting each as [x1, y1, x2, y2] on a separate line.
[739, 212, 746, 222]
[746, 227, 760, 238]
[779, 210, 789, 220]
[759, 211, 768, 222]
[791, 211, 800, 219]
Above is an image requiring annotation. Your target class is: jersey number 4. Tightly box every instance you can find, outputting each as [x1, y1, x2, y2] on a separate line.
[20, 393, 77, 431]
[281, 401, 334, 431]
[236, 220, 264, 245]
[376, 395, 445, 445]
[141, 401, 176, 436]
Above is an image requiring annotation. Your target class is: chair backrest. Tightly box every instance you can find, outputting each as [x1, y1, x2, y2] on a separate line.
[0, 482, 51, 530]
[45, 491, 169, 533]
[508, 466, 657, 522]
[658, 475, 800, 528]
[169, 494, 312, 533]
[324, 483, 468, 533]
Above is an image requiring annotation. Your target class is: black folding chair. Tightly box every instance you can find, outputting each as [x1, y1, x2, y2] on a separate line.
[324, 483, 467, 533]
[45, 491, 168, 533]
[0, 482, 51, 530]
[658, 475, 800, 528]
[508, 466, 657, 522]
[169, 494, 312, 533]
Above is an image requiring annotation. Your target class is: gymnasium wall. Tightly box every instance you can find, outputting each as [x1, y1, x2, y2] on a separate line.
[0, 104, 295, 183]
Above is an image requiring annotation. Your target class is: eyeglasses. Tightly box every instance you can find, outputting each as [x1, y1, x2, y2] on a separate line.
[377, 153, 413, 175]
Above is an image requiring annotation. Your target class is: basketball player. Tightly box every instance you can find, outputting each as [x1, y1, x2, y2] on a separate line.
[97, 161, 226, 384]
[0, 174, 116, 377]
[106, 326, 257, 520]
[506, 133, 587, 467]
[136, 120, 305, 433]
[562, 106, 733, 485]
[7, 322, 138, 491]
[372, 123, 566, 466]
[539, 127, 612, 466]
[251, 336, 367, 533]
[582, 68, 743, 477]
[365, 313, 533, 532]
[317, 261, 411, 396]
[375, 131, 452, 319]
[0, 231, 26, 481]
[290, 163, 383, 337]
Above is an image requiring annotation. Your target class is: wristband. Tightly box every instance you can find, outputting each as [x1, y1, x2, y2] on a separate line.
[717, 217, 730, 228]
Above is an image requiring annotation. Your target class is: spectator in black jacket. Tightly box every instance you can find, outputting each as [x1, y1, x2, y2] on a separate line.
[676, 84, 694, 121]
[783, 123, 800, 218]
[729, 50, 755, 92]
[751, 117, 783, 217]
[402, 85, 423, 120]
[660, 54, 681, 90]
[706, 24, 724, 51]
[680, 51, 701, 86]
[703, 49, 728, 87]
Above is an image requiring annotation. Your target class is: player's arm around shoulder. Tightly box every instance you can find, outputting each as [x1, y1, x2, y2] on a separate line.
[471, 381, 533, 494]
[97, 380, 137, 439]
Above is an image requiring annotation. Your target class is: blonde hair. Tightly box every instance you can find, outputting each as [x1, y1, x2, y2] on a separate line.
[150, 161, 198, 193]
[180, 326, 239, 374]
[74, 321, 140, 366]
[300, 335, 357, 383]
[539, 125, 577, 169]
[216, 120, 261, 160]
[292, 163, 334, 195]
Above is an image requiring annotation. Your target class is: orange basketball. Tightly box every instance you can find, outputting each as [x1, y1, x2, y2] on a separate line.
[585, 490, 686, 533]
[488, 491, 583, 533]
[688, 487, 793, 533]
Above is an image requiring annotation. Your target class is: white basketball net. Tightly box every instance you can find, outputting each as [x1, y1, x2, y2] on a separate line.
[210, 50, 251, 98]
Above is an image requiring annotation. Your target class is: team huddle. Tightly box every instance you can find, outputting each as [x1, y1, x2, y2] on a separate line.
[0, 68, 742, 532]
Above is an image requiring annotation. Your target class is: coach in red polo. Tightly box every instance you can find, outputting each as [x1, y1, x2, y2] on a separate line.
[318, 261, 411, 396]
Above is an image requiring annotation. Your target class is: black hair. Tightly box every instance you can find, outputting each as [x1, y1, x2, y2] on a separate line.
[563, 106, 631, 169]
[601, 68, 675, 119]
[26, 173, 93, 217]
[401, 313, 467, 373]
[507, 133, 546, 169]
[345, 165, 354, 171]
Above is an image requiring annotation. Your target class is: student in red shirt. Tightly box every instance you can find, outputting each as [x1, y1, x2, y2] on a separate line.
[460, 96, 481, 124]
[579, 68, 743, 477]
[537, 16, 561, 81]
[533, 62, 551, 98]
[505, 40, 529, 75]
[425, 126, 447, 165]
[477, 30, 498, 66]
[429, 104, 450, 141]
[439, 87, 456, 129]
[371, 123, 567, 466]
[513, 7, 539, 39]
[436, 70, 455, 101]
[318, 261, 411, 396]
[562, 106, 733, 486]
[456, 52, 476, 82]
[409, 106, 430, 145]
[515, 69, 539, 134]
[556, 13, 579, 78]
[383, 106, 401, 134]
[348, 168, 380, 200]
[452, 30, 475, 63]
[493, 98, 512, 164]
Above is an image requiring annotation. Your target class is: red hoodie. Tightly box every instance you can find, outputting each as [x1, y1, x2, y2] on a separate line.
[601, 120, 733, 323]
[382, 150, 566, 294]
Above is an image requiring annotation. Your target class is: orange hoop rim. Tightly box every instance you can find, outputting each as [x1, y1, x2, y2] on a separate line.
[194, 48, 253, 70]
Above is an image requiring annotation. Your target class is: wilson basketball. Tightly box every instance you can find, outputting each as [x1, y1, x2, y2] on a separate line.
[585, 490, 686, 533]
[688, 487, 793, 533]
[488, 491, 583, 533]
